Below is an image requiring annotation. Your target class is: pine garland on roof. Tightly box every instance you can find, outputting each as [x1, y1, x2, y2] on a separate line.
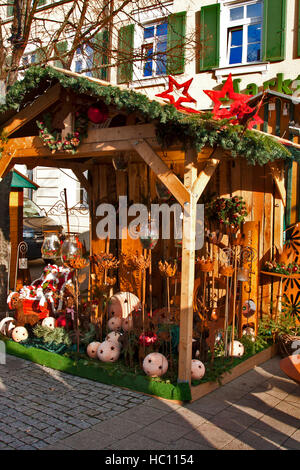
[0, 65, 295, 166]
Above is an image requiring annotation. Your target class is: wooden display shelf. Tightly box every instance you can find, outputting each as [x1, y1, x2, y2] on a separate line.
[260, 270, 300, 280]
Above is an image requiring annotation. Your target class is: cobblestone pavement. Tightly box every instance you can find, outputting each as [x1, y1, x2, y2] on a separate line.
[1, 354, 299, 450]
[0, 355, 150, 450]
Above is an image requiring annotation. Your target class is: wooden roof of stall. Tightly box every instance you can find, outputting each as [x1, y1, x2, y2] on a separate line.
[0, 65, 299, 208]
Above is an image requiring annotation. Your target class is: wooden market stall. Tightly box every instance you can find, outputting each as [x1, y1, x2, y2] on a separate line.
[0, 66, 299, 391]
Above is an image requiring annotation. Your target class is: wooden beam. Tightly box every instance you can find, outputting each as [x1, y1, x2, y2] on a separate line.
[1, 83, 61, 137]
[130, 139, 190, 207]
[268, 161, 286, 206]
[4, 135, 163, 160]
[192, 150, 222, 201]
[85, 123, 157, 144]
[71, 166, 91, 193]
[178, 148, 198, 385]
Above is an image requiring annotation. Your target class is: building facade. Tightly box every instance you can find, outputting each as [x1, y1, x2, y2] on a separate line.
[5, 0, 300, 237]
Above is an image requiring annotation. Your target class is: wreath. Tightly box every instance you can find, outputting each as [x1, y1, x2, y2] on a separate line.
[36, 112, 88, 154]
[206, 196, 248, 228]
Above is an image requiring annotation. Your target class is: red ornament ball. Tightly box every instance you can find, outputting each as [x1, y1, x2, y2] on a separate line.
[87, 105, 108, 124]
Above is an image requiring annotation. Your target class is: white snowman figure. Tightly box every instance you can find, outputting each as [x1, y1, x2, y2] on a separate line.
[11, 327, 28, 343]
[191, 359, 206, 380]
[105, 331, 122, 348]
[143, 352, 168, 377]
[97, 340, 120, 362]
[42, 317, 56, 329]
[107, 316, 122, 332]
[87, 341, 101, 359]
[228, 340, 245, 357]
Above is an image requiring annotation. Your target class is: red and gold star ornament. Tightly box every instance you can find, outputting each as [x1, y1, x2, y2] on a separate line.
[156, 76, 201, 114]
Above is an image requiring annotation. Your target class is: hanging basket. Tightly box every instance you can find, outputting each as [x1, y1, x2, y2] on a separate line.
[277, 333, 300, 358]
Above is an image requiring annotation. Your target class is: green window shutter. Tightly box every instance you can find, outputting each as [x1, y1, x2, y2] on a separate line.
[298, 0, 300, 57]
[199, 4, 220, 71]
[93, 29, 109, 80]
[117, 24, 134, 84]
[7, 2, 13, 17]
[263, 0, 286, 61]
[37, 0, 47, 6]
[166, 11, 186, 75]
[54, 40, 68, 68]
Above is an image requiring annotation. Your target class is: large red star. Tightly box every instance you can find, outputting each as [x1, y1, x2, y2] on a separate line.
[156, 76, 201, 113]
[204, 74, 252, 120]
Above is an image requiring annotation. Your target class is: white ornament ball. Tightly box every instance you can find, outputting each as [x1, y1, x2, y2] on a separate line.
[107, 316, 122, 332]
[143, 352, 168, 377]
[228, 340, 245, 357]
[11, 326, 28, 343]
[191, 359, 205, 380]
[242, 327, 255, 342]
[87, 341, 101, 359]
[0, 317, 16, 337]
[121, 316, 133, 331]
[97, 340, 120, 363]
[42, 317, 56, 329]
[108, 292, 141, 319]
[105, 331, 122, 348]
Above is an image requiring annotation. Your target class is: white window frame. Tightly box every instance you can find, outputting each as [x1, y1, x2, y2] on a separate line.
[140, 20, 168, 79]
[131, 3, 173, 85]
[219, 0, 263, 69]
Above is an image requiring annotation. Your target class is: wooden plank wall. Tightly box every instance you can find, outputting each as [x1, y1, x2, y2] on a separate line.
[90, 155, 278, 320]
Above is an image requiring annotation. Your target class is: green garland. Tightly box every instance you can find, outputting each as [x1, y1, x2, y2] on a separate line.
[0, 65, 296, 166]
[264, 260, 300, 275]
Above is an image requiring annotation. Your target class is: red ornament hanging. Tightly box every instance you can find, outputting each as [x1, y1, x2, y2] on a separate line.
[87, 103, 109, 124]
[156, 76, 201, 113]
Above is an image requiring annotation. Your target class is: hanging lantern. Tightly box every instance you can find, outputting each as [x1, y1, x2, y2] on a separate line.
[237, 267, 249, 282]
[61, 234, 82, 267]
[140, 218, 159, 250]
[87, 103, 109, 124]
[155, 180, 171, 201]
[41, 231, 61, 260]
[112, 154, 128, 171]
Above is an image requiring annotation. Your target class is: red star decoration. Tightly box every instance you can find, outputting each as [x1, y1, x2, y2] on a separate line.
[204, 74, 252, 120]
[204, 73, 263, 129]
[156, 76, 201, 113]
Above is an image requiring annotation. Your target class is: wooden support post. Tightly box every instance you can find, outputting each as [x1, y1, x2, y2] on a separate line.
[269, 161, 286, 207]
[178, 148, 198, 385]
[191, 150, 222, 202]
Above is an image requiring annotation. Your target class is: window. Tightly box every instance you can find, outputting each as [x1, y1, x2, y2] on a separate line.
[141, 21, 168, 78]
[225, 1, 263, 66]
[74, 45, 93, 77]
